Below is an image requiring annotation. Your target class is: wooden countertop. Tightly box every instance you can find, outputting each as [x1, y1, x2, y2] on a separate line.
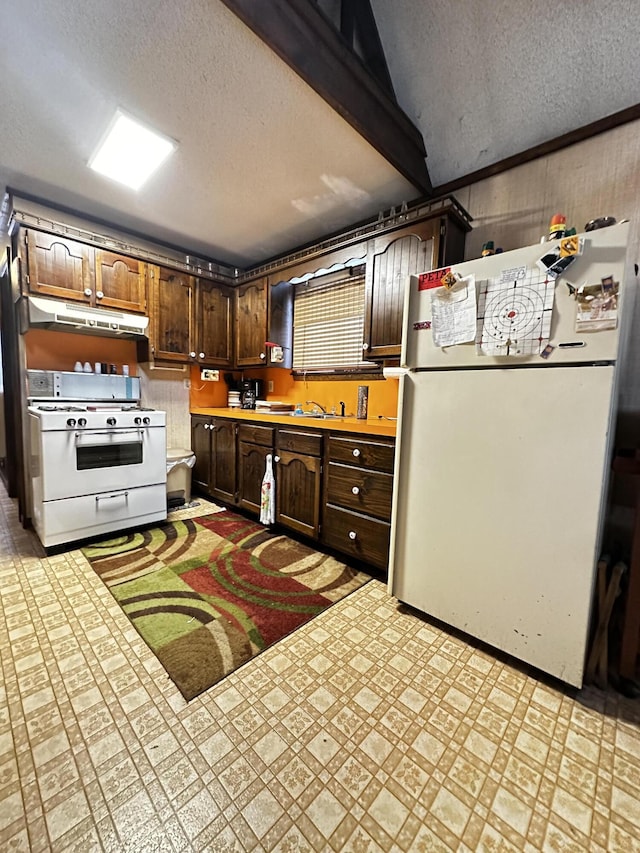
[191, 407, 397, 438]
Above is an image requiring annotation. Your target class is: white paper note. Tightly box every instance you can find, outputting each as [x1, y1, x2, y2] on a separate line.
[431, 275, 477, 347]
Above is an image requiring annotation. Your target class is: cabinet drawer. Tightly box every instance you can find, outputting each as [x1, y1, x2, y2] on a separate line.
[238, 424, 274, 447]
[328, 435, 395, 472]
[276, 429, 323, 457]
[322, 505, 390, 570]
[326, 462, 393, 521]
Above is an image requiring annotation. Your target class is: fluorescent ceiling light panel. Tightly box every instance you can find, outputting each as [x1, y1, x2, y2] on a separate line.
[89, 111, 176, 190]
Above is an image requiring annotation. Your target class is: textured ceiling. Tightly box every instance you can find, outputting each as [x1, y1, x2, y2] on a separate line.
[371, 0, 640, 187]
[0, 0, 415, 267]
[2, 1, 638, 268]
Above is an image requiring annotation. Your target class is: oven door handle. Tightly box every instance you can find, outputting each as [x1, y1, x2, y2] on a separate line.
[75, 429, 143, 439]
[96, 491, 130, 502]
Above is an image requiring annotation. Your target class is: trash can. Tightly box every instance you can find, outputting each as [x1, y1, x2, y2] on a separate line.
[166, 448, 196, 509]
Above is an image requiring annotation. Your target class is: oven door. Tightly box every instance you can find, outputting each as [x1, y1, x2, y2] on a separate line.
[38, 426, 166, 501]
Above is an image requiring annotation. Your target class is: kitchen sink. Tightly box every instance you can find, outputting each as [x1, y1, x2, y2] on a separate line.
[281, 412, 348, 419]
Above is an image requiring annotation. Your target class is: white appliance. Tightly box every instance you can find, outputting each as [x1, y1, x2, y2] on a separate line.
[389, 222, 634, 687]
[28, 402, 167, 548]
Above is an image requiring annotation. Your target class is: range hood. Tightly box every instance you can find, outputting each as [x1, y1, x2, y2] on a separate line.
[27, 296, 149, 338]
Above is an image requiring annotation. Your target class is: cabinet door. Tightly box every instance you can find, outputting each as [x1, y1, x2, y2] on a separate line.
[95, 251, 147, 313]
[275, 450, 321, 539]
[151, 266, 194, 362]
[191, 417, 213, 494]
[211, 419, 237, 504]
[235, 279, 268, 367]
[196, 280, 233, 366]
[364, 219, 438, 360]
[238, 441, 271, 515]
[25, 230, 93, 303]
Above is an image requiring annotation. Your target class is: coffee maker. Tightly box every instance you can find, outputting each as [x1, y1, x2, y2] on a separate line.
[239, 379, 264, 409]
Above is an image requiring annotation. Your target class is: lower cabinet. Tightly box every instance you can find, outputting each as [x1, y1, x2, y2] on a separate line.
[238, 424, 275, 514]
[190, 416, 238, 504]
[190, 416, 395, 573]
[322, 433, 395, 571]
[275, 428, 323, 538]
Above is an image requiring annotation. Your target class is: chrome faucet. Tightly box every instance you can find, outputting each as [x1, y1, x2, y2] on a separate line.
[306, 400, 326, 413]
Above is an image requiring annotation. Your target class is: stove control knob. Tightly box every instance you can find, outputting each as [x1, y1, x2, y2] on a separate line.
[143, 416, 151, 425]
[66, 418, 77, 427]
[134, 416, 142, 425]
[78, 418, 87, 427]
[106, 417, 117, 426]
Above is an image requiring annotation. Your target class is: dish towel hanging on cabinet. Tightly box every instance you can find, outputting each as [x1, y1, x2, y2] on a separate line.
[260, 453, 275, 525]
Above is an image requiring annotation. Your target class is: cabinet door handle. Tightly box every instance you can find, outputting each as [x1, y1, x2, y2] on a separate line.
[199, 352, 205, 359]
[352, 448, 361, 457]
[84, 288, 92, 297]
[348, 530, 357, 540]
[274, 455, 280, 463]
[96, 290, 104, 299]
[189, 351, 196, 358]
[260, 352, 266, 360]
[352, 486, 360, 495]
[362, 342, 368, 350]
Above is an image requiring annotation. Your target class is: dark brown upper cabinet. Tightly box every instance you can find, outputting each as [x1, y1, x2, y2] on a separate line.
[363, 209, 469, 360]
[150, 266, 194, 362]
[364, 218, 439, 361]
[235, 278, 268, 367]
[196, 279, 234, 366]
[24, 230, 93, 304]
[94, 251, 147, 313]
[150, 266, 233, 366]
[24, 229, 149, 315]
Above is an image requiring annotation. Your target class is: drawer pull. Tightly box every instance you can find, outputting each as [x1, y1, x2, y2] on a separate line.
[352, 448, 361, 458]
[348, 530, 357, 540]
[352, 486, 360, 495]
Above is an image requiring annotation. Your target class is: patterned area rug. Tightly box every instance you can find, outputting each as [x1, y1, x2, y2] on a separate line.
[82, 510, 370, 700]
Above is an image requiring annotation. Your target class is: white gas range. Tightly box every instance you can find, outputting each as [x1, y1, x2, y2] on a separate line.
[28, 400, 167, 549]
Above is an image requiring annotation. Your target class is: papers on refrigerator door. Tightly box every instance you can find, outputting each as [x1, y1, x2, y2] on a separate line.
[575, 276, 619, 331]
[430, 275, 477, 347]
[476, 267, 555, 356]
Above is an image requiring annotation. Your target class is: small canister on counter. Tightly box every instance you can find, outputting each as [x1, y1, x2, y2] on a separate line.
[357, 385, 369, 420]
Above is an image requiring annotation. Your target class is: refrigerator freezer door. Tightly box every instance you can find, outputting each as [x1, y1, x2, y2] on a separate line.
[402, 222, 630, 369]
[389, 365, 616, 686]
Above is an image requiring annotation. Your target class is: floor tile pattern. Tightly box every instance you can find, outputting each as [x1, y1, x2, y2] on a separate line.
[1, 488, 640, 851]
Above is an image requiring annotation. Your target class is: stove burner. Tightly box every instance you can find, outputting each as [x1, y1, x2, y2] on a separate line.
[37, 404, 87, 412]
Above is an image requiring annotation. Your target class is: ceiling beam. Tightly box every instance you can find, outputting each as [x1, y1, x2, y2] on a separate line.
[220, 0, 432, 196]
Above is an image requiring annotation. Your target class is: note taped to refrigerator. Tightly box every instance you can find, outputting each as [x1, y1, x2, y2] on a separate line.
[430, 275, 477, 347]
[575, 276, 619, 331]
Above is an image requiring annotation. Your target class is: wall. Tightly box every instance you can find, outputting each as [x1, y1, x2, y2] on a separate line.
[189, 365, 400, 419]
[24, 329, 137, 374]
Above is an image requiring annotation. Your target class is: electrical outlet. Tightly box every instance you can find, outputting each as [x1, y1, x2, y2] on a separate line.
[268, 380, 274, 393]
[201, 369, 220, 381]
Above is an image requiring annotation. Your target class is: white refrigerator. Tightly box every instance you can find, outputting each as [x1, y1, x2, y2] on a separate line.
[388, 222, 634, 687]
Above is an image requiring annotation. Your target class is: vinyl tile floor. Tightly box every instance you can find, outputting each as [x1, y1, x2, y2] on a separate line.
[1, 488, 640, 852]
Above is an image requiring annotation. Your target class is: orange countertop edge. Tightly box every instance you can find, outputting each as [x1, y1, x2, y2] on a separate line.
[191, 407, 397, 438]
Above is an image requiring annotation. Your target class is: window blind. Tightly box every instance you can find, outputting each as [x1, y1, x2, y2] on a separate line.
[292, 274, 369, 369]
